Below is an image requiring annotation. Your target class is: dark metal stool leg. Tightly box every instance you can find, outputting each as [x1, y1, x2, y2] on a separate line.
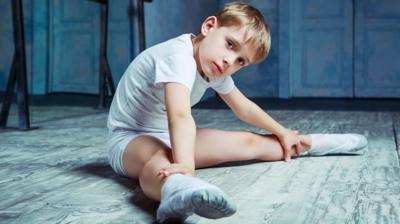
[0, 0, 33, 130]
[95, 0, 151, 107]
[104, 59, 115, 94]
[137, 0, 146, 52]
[128, 0, 150, 59]
[98, 0, 115, 108]
[0, 57, 17, 128]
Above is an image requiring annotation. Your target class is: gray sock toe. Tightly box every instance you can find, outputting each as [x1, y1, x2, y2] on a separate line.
[192, 188, 236, 219]
[156, 174, 236, 222]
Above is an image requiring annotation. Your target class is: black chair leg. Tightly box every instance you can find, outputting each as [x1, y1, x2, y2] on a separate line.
[0, 0, 33, 130]
[98, 0, 115, 108]
[92, 0, 151, 108]
[0, 57, 17, 128]
[128, 0, 150, 58]
[104, 59, 115, 94]
[137, 0, 146, 52]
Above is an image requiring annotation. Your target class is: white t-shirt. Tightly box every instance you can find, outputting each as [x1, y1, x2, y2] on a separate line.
[107, 34, 235, 133]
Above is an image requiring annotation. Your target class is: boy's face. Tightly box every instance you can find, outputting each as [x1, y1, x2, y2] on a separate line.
[196, 16, 255, 79]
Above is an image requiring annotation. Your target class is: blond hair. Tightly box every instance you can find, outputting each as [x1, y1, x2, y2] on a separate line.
[214, 2, 271, 63]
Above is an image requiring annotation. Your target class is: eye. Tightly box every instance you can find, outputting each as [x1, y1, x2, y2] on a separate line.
[227, 40, 234, 49]
[238, 58, 245, 66]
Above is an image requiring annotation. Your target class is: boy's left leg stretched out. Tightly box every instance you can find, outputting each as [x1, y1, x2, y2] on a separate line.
[124, 128, 311, 221]
[193, 128, 310, 168]
[126, 128, 311, 200]
[191, 128, 366, 170]
[124, 128, 366, 221]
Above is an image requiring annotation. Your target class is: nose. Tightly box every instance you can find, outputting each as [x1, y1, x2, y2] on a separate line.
[222, 54, 236, 68]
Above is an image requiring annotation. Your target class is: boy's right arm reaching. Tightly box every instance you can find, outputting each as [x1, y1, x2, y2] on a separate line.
[160, 82, 196, 177]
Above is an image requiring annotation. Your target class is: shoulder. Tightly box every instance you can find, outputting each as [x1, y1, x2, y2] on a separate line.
[159, 53, 196, 69]
[126, 34, 196, 74]
[153, 35, 197, 89]
[147, 34, 194, 58]
[153, 54, 197, 91]
[209, 76, 236, 94]
[210, 76, 234, 85]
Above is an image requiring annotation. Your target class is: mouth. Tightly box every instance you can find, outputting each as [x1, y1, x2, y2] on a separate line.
[212, 62, 223, 75]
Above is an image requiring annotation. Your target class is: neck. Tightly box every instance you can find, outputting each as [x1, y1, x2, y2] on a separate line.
[191, 35, 208, 82]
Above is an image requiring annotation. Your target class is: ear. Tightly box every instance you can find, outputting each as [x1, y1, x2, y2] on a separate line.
[201, 16, 218, 36]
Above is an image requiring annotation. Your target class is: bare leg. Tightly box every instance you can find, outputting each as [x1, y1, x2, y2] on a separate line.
[122, 135, 172, 201]
[122, 129, 311, 201]
[193, 129, 311, 168]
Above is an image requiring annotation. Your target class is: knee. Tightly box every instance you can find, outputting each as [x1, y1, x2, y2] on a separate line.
[244, 132, 260, 148]
[241, 132, 266, 160]
[246, 132, 279, 148]
[139, 157, 155, 178]
[257, 134, 285, 159]
[139, 149, 171, 179]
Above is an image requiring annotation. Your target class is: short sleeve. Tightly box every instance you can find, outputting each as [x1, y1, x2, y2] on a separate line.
[211, 76, 235, 94]
[154, 54, 196, 91]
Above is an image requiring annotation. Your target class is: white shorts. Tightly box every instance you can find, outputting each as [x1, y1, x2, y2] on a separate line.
[106, 129, 171, 177]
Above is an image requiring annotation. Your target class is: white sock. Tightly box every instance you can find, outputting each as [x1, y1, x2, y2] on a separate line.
[301, 133, 368, 156]
[156, 174, 237, 222]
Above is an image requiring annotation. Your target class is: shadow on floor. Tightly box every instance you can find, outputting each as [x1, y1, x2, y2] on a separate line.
[72, 161, 159, 220]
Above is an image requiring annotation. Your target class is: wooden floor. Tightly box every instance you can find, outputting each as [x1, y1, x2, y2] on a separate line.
[0, 105, 399, 223]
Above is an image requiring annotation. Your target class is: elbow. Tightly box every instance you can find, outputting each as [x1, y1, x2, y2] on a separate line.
[236, 102, 256, 122]
[235, 108, 250, 122]
[168, 112, 193, 125]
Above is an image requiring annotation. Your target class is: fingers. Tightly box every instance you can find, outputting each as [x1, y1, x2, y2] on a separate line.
[283, 144, 291, 162]
[158, 169, 169, 177]
[158, 168, 185, 177]
[295, 141, 302, 155]
[158, 169, 181, 178]
[158, 164, 194, 178]
[300, 138, 311, 147]
[290, 129, 301, 156]
[279, 140, 288, 162]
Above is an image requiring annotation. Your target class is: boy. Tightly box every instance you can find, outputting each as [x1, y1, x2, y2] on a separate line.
[106, 2, 368, 222]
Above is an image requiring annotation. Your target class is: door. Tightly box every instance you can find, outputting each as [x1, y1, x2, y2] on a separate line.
[49, 0, 100, 94]
[290, 0, 354, 97]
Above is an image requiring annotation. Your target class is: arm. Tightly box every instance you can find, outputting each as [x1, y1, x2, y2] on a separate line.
[164, 82, 196, 173]
[218, 87, 286, 136]
[218, 87, 301, 160]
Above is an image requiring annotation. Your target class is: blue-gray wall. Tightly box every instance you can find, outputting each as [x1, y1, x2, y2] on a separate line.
[1, 0, 400, 98]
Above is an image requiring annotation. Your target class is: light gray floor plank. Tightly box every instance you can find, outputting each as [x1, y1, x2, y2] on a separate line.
[1, 107, 399, 223]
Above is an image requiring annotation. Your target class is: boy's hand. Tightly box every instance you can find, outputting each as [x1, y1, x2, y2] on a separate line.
[277, 129, 302, 162]
[158, 163, 195, 178]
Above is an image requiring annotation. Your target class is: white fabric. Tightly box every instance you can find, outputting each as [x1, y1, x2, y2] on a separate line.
[301, 134, 368, 156]
[106, 130, 171, 176]
[107, 33, 235, 133]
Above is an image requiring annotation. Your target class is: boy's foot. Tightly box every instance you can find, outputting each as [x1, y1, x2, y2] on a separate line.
[156, 174, 236, 223]
[301, 133, 368, 156]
